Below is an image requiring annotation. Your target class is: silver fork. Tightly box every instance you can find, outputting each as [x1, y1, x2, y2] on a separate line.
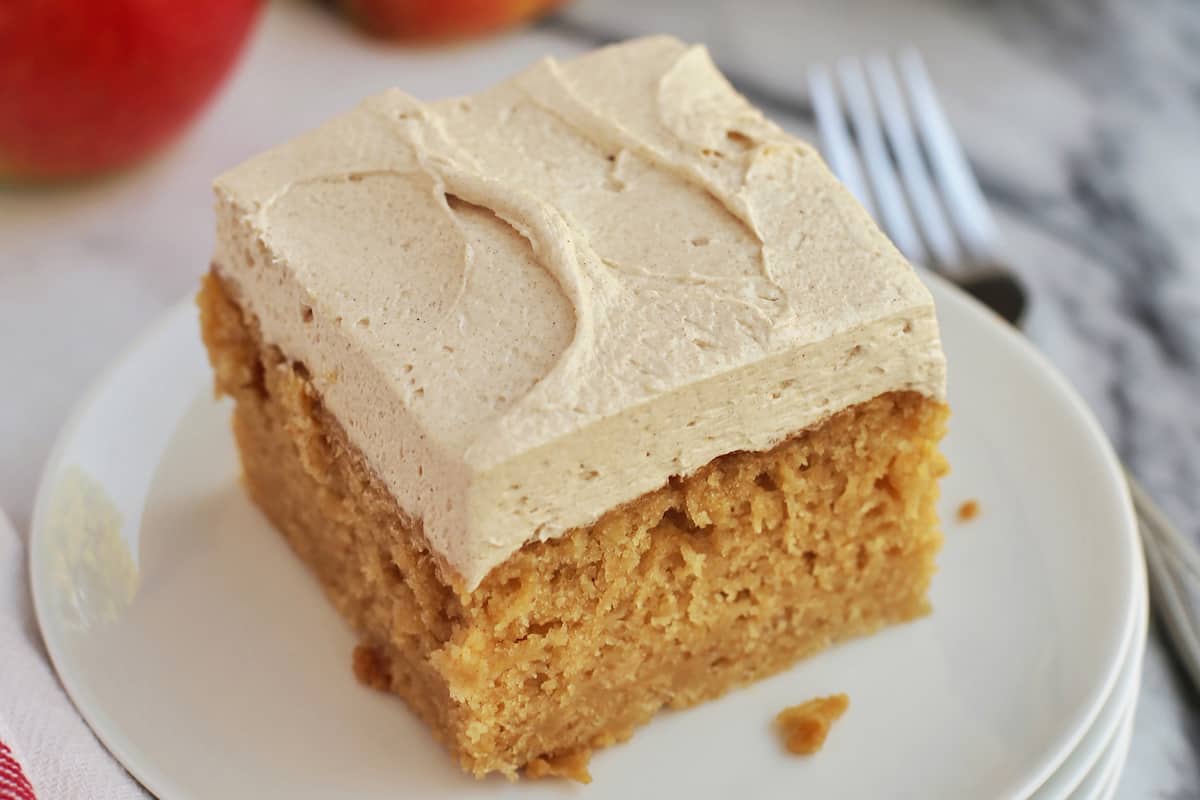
[808, 50, 1200, 692]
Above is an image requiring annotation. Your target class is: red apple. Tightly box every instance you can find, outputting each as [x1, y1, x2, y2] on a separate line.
[0, 0, 262, 180]
[339, 0, 564, 42]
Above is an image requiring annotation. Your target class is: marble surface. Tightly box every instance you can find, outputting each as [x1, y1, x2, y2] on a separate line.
[0, 0, 1196, 796]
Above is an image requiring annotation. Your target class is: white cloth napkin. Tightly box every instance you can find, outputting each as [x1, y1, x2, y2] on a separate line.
[0, 507, 148, 800]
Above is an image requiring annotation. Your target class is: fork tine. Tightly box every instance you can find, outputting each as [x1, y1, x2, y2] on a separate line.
[865, 53, 962, 269]
[807, 64, 877, 221]
[836, 57, 927, 265]
[897, 49, 998, 261]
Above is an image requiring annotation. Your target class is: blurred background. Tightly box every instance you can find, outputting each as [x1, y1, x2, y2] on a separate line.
[1, 0, 1197, 796]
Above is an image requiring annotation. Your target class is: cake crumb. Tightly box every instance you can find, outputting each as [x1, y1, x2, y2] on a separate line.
[524, 750, 592, 784]
[776, 694, 850, 755]
[956, 499, 980, 522]
[352, 644, 391, 691]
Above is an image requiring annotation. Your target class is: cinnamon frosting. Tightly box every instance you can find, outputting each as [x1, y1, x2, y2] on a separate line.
[211, 36, 946, 590]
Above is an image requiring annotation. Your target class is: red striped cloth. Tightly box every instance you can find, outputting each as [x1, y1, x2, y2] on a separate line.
[0, 740, 36, 800]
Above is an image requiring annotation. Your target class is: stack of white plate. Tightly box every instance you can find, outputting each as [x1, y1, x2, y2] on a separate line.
[31, 277, 1146, 798]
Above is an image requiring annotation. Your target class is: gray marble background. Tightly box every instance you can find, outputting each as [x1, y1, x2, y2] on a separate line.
[0, 0, 1196, 796]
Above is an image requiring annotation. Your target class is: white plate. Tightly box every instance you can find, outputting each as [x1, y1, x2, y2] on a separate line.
[31, 276, 1142, 800]
[1102, 711, 1135, 800]
[1074, 699, 1137, 800]
[1032, 559, 1146, 799]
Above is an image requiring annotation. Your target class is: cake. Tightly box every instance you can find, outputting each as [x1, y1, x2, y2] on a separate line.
[776, 694, 851, 756]
[198, 36, 948, 779]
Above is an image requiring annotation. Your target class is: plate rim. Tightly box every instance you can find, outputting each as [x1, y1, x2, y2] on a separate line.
[1097, 704, 1137, 800]
[919, 273, 1142, 797]
[1030, 561, 1147, 799]
[29, 299, 202, 798]
[29, 275, 1144, 799]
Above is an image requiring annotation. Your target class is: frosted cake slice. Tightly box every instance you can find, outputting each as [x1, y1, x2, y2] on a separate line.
[198, 35, 948, 779]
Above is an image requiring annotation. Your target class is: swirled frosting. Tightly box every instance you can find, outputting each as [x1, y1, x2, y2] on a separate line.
[212, 36, 946, 591]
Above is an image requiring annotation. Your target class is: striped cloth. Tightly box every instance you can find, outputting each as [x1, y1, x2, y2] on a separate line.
[0, 741, 36, 800]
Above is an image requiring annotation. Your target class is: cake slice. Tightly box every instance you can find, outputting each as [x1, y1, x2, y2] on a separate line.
[198, 35, 948, 779]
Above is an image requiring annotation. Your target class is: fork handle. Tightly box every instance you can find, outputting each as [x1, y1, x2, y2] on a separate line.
[1132, 470, 1200, 692]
